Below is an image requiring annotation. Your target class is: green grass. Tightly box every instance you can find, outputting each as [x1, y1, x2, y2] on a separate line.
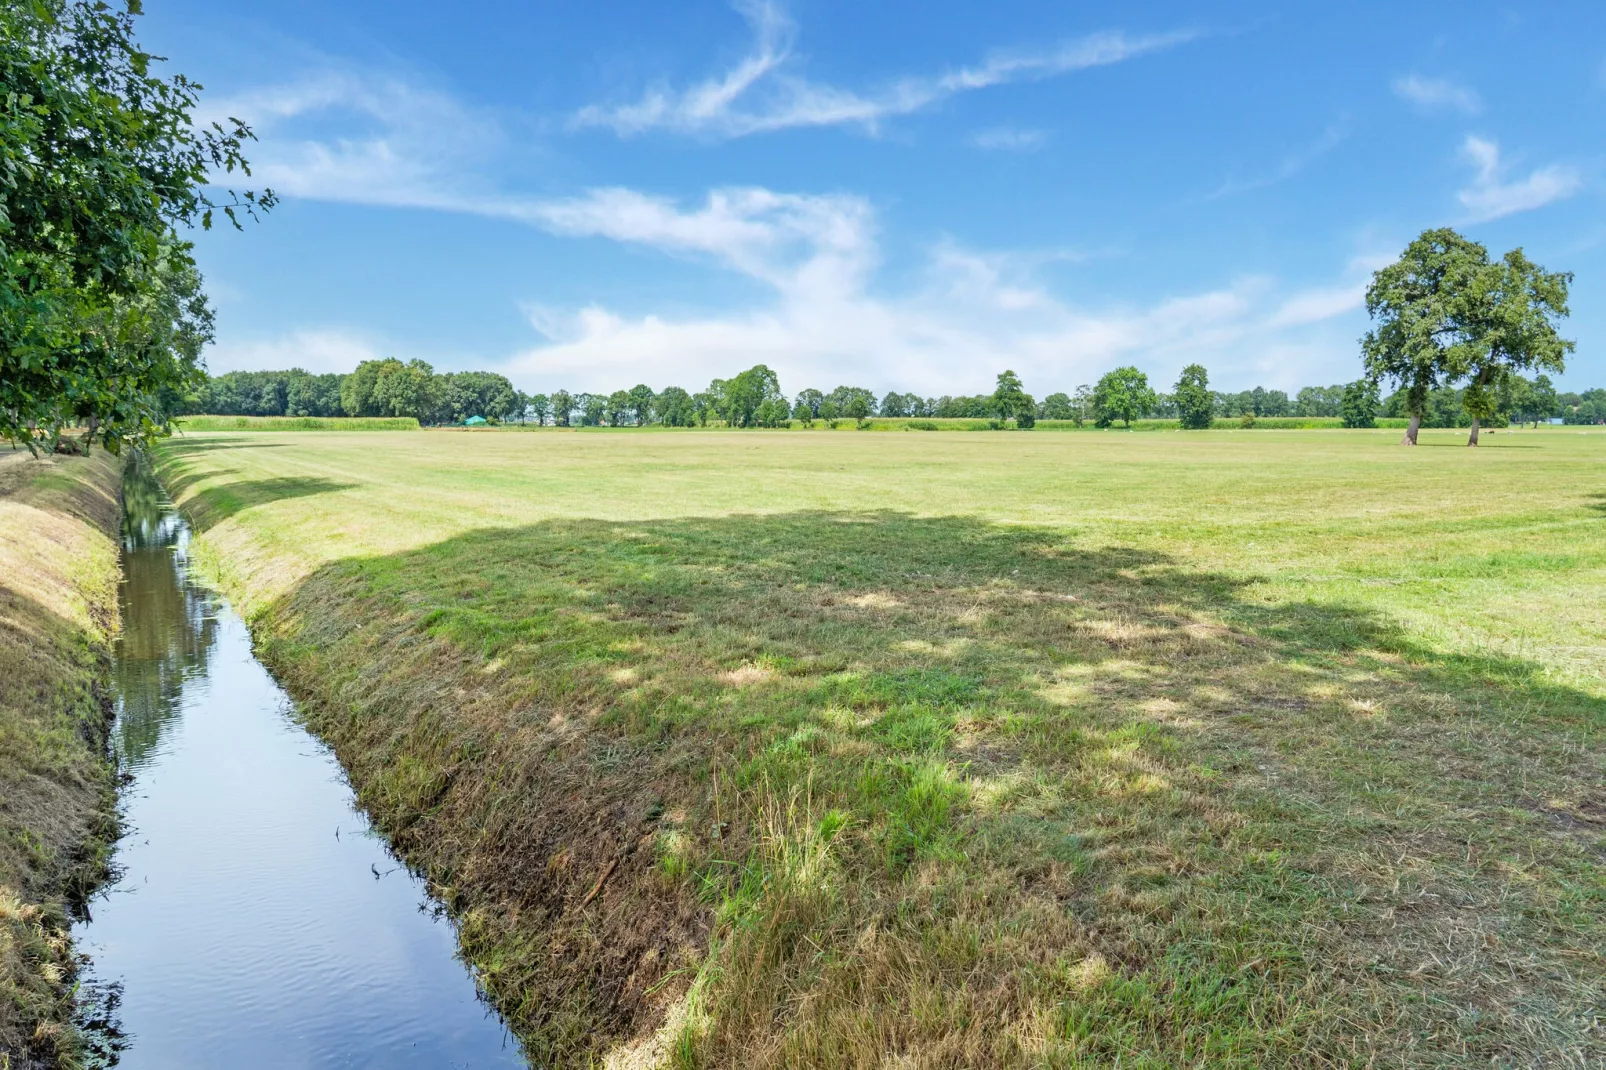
[175, 414, 421, 431]
[0, 449, 121, 1067]
[153, 427, 1606, 1068]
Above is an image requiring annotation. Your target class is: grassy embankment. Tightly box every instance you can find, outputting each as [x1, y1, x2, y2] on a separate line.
[155, 427, 1604, 1068]
[0, 450, 122, 1068]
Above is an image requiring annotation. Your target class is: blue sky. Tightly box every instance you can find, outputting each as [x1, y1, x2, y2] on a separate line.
[147, 0, 1605, 396]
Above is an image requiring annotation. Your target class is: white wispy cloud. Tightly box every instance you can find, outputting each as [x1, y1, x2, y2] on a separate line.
[206, 71, 504, 209]
[972, 126, 1048, 151]
[1204, 122, 1348, 200]
[571, 1, 1197, 138]
[1392, 75, 1481, 115]
[204, 327, 388, 375]
[1456, 136, 1581, 222]
[209, 69, 1370, 393]
[494, 186, 1371, 395]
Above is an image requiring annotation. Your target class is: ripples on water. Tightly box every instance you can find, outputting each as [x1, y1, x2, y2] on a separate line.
[74, 456, 525, 1068]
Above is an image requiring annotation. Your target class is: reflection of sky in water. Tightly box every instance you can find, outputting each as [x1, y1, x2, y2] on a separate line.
[77, 456, 525, 1068]
[114, 460, 217, 770]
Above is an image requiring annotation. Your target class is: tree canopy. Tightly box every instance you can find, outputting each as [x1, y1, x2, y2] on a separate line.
[1, 0, 272, 453]
[1092, 367, 1156, 428]
[1363, 228, 1490, 444]
[1364, 228, 1572, 445]
[992, 370, 1035, 428]
[1173, 364, 1213, 429]
[1457, 248, 1572, 444]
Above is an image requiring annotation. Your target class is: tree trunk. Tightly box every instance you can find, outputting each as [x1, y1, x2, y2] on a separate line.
[1467, 418, 1480, 446]
[1401, 413, 1421, 445]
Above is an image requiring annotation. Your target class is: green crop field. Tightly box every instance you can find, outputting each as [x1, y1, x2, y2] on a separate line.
[174, 415, 421, 432]
[154, 427, 1605, 1068]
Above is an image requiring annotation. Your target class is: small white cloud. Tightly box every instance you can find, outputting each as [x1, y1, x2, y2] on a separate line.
[1392, 75, 1481, 115]
[1456, 135, 1581, 222]
[1204, 122, 1347, 200]
[972, 127, 1048, 151]
[1266, 283, 1364, 328]
[208, 70, 504, 211]
[573, 2, 1197, 139]
[204, 328, 386, 375]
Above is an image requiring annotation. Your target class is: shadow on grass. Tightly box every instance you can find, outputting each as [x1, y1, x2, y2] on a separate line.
[162, 436, 293, 455]
[155, 452, 353, 533]
[249, 510, 1604, 1066]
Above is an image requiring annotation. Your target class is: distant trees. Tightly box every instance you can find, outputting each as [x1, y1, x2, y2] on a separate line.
[182, 351, 1600, 437]
[1340, 379, 1379, 428]
[656, 386, 695, 427]
[1514, 375, 1558, 428]
[844, 392, 872, 428]
[718, 365, 784, 427]
[1214, 386, 1290, 418]
[627, 384, 655, 425]
[1557, 388, 1606, 425]
[1092, 367, 1156, 429]
[992, 370, 1035, 428]
[1295, 385, 1346, 417]
[551, 390, 575, 427]
[1173, 364, 1213, 430]
[1039, 393, 1072, 420]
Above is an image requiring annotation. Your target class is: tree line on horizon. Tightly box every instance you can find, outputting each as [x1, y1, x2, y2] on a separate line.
[185, 358, 1603, 430]
[175, 226, 1597, 442]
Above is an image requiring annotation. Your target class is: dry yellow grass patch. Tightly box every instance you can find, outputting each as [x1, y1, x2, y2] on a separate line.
[0, 448, 122, 1066]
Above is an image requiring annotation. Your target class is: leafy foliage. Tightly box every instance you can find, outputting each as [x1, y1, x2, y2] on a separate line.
[991, 370, 1035, 428]
[1361, 229, 1486, 442]
[1339, 379, 1379, 428]
[1173, 364, 1213, 430]
[1092, 367, 1156, 428]
[0, 0, 272, 453]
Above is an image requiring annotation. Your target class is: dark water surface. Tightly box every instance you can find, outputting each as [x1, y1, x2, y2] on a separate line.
[74, 458, 524, 1068]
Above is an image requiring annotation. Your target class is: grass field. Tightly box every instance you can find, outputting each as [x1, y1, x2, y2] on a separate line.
[154, 427, 1605, 1068]
[0, 449, 121, 1065]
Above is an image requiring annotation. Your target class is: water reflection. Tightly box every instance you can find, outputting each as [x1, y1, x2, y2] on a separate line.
[113, 457, 215, 769]
[77, 455, 524, 1068]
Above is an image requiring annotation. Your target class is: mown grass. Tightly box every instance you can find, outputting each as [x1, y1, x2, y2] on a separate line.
[153, 427, 1605, 1068]
[0, 449, 122, 1068]
[175, 415, 420, 432]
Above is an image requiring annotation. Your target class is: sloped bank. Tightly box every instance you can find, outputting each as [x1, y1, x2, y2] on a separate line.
[0, 450, 122, 1067]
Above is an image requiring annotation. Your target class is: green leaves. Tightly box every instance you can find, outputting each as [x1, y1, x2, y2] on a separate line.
[991, 369, 1035, 428]
[1173, 364, 1213, 430]
[1362, 228, 1572, 438]
[1093, 366, 1157, 429]
[0, 0, 270, 453]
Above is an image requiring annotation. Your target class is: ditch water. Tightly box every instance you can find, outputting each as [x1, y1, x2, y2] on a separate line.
[73, 458, 525, 1068]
